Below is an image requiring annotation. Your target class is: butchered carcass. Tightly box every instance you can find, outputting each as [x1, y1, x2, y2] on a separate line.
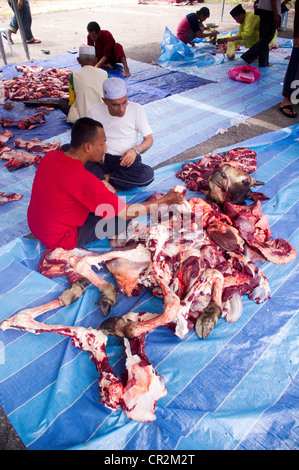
[1, 302, 166, 421]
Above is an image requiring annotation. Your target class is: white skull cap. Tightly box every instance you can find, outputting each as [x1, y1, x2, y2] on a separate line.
[79, 45, 96, 56]
[103, 77, 127, 99]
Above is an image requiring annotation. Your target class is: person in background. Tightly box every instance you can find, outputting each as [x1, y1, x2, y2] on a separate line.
[217, 4, 260, 59]
[241, 0, 281, 67]
[279, 0, 298, 118]
[66, 45, 108, 123]
[217, 4, 277, 60]
[176, 7, 217, 46]
[87, 77, 154, 192]
[87, 21, 131, 77]
[6, 0, 41, 44]
[27, 117, 183, 250]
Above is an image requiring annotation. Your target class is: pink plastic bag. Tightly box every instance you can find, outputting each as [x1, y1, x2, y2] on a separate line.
[228, 65, 261, 84]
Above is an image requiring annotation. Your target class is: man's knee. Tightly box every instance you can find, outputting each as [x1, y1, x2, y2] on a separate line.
[110, 165, 154, 190]
[139, 165, 154, 187]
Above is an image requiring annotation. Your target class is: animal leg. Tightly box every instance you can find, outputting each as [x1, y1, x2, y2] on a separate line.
[194, 269, 224, 339]
[1, 295, 124, 410]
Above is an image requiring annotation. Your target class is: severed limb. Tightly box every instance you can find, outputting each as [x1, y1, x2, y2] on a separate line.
[0, 281, 124, 411]
[194, 269, 224, 339]
[100, 225, 181, 339]
[39, 248, 118, 316]
[1, 306, 166, 419]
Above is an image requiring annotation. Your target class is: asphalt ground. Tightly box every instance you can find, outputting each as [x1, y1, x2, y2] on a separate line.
[0, 0, 298, 450]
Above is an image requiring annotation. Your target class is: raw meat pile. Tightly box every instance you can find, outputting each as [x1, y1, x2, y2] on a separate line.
[1, 182, 297, 421]
[2, 67, 71, 102]
[0, 130, 60, 171]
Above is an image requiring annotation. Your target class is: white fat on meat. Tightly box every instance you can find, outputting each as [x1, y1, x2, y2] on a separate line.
[121, 311, 167, 421]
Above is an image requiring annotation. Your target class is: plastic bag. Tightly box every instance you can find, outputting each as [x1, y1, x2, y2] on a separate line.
[158, 27, 217, 68]
[228, 65, 261, 84]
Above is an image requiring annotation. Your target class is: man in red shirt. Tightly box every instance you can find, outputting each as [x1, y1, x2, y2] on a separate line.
[87, 21, 131, 77]
[27, 117, 183, 250]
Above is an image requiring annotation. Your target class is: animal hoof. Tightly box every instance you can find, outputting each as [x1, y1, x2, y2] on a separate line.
[99, 316, 126, 336]
[100, 299, 113, 317]
[99, 316, 137, 338]
[99, 283, 117, 316]
[195, 301, 222, 339]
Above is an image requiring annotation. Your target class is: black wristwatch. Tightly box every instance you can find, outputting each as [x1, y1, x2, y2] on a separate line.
[133, 147, 141, 156]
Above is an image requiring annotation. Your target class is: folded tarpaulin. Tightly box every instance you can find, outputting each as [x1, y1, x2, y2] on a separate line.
[158, 27, 224, 70]
[0, 123, 298, 450]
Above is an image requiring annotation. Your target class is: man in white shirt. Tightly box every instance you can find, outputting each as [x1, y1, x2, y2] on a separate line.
[86, 77, 154, 191]
[67, 45, 108, 123]
[241, 0, 281, 67]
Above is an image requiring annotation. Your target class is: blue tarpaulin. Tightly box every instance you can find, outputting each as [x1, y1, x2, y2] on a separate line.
[0, 124, 298, 450]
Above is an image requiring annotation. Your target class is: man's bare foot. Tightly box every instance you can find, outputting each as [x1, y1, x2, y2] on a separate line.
[102, 179, 118, 193]
[6, 31, 14, 44]
[124, 69, 131, 77]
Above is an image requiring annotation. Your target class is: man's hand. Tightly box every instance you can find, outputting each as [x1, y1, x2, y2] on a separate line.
[274, 13, 281, 27]
[120, 149, 136, 167]
[17, 0, 23, 9]
[160, 188, 185, 205]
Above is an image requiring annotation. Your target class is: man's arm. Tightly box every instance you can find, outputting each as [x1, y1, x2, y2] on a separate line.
[270, 0, 281, 26]
[118, 188, 184, 221]
[95, 56, 113, 69]
[120, 134, 153, 167]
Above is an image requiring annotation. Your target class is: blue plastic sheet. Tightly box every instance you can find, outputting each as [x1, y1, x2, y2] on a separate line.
[158, 27, 291, 81]
[0, 124, 298, 450]
[158, 27, 222, 69]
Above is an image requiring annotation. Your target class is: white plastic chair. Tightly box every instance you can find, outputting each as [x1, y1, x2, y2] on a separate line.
[281, 10, 289, 31]
[0, 28, 14, 56]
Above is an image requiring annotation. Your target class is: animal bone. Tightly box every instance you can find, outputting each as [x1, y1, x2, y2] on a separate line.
[1, 303, 166, 421]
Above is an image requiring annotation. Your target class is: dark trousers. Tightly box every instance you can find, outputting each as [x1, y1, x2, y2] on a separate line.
[77, 212, 128, 247]
[8, 0, 33, 42]
[241, 9, 279, 67]
[76, 153, 153, 247]
[282, 46, 299, 98]
[85, 153, 154, 191]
